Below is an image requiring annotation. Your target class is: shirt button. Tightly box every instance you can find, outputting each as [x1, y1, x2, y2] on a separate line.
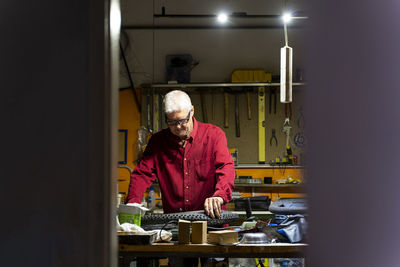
[185, 186, 189, 189]
[184, 158, 187, 161]
[179, 208, 182, 212]
[185, 199, 189, 202]
[185, 172, 188, 175]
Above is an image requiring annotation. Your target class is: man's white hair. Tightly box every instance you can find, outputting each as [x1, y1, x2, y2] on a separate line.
[163, 90, 192, 114]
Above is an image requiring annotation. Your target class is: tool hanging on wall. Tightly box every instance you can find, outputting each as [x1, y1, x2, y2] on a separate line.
[282, 118, 292, 148]
[160, 94, 165, 129]
[223, 87, 240, 136]
[153, 92, 159, 132]
[245, 87, 252, 120]
[270, 129, 278, 146]
[146, 89, 152, 132]
[230, 69, 271, 162]
[258, 86, 266, 163]
[224, 90, 229, 128]
[269, 87, 277, 114]
[235, 93, 240, 137]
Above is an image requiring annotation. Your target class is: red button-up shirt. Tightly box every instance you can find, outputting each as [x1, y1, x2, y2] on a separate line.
[126, 117, 235, 213]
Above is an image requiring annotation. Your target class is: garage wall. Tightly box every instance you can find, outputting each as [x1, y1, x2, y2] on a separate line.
[118, 89, 141, 197]
[120, 0, 306, 164]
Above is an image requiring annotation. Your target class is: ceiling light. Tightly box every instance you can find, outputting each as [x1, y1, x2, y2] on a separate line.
[217, 13, 228, 24]
[282, 13, 292, 24]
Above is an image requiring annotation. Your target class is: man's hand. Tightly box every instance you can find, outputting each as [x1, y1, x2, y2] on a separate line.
[204, 197, 224, 219]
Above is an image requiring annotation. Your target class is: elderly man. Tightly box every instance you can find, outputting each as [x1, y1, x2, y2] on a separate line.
[126, 90, 235, 218]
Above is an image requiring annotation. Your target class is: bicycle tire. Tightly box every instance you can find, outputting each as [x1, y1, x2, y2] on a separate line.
[141, 210, 239, 226]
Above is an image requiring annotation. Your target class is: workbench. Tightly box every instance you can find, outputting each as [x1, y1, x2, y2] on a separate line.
[119, 242, 307, 267]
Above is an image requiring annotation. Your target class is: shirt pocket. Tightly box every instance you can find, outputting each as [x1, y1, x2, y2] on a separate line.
[194, 158, 215, 181]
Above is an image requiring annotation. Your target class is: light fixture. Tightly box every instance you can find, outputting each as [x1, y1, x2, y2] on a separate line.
[282, 13, 292, 23]
[217, 12, 228, 24]
[280, 12, 293, 103]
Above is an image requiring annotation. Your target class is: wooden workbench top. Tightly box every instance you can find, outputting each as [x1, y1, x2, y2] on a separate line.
[119, 242, 307, 258]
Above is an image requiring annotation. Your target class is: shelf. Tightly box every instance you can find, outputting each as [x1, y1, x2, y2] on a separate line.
[234, 184, 305, 193]
[235, 164, 305, 169]
[142, 82, 306, 88]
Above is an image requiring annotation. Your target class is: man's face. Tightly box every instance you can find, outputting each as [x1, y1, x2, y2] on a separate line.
[165, 107, 194, 139]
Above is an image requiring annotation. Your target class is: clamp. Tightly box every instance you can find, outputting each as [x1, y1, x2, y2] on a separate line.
[282, 118, 292, 147]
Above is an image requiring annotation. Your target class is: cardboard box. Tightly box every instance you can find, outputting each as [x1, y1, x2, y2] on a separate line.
[191, 221, 207, 244]
[178, 219, 191, 244]
[208, 230, 238, 245]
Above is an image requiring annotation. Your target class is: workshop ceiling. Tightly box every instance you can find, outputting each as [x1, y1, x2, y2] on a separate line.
[121, 0, 307, 29]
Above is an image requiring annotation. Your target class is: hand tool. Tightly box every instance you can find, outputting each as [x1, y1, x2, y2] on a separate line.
[270, 129, 278, 146]
[153, 92, 159, 132]
[269, 87, 277, 114]
[258, 86, 266, 163]
[245, 87, 252, 120]
[235, 93, 240, 137]
[230, 69, 271, 162]
[160, 94, 166, 129]
[224, 90, 229, 128]
[282, 118, 292, 148]
[146, 88, 152, 131]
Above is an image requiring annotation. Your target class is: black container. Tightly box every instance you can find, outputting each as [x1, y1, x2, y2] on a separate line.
[234, 196, 271, 211]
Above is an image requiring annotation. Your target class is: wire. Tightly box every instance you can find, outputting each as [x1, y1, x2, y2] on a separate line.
[158, 220, 178, 242]
[284, 23, 288, 46]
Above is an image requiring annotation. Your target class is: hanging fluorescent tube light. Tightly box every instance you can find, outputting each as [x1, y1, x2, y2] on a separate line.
[280, 13, 293, 103]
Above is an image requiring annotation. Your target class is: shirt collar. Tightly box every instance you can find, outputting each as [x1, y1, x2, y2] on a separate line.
[189, 116, 199, 142]
[167, 116, 198, 144]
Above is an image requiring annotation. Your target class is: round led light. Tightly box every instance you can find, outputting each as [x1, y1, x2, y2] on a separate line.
[217, 13, 228, 23]
[282, 13, 292, 23]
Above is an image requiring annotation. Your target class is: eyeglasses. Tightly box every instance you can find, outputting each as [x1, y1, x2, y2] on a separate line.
[166, 111, 191, 126]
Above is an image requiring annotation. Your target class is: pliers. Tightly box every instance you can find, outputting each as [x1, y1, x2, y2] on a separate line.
[270, 128, 278, 146]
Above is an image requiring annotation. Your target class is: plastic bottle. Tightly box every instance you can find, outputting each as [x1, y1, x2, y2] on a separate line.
[148, 186, 156, 210]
